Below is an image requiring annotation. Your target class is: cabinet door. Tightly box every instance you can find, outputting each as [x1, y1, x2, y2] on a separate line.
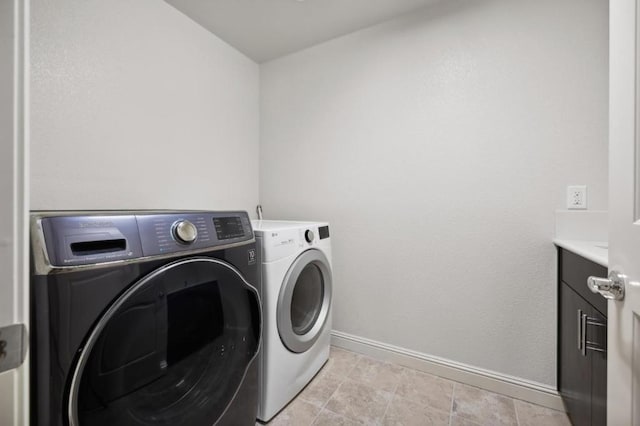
[559, 282, 592, 426]
[588, 307, 607, 426]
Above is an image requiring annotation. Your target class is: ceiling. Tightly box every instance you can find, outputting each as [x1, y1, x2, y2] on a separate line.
[165, 0, 439, 63]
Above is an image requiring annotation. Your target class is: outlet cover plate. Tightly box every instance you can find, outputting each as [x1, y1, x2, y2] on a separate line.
[567, 185, 588, 210]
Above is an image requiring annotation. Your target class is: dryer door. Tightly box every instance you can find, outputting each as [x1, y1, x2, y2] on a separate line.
[67, 257, 261, 426]
[277, 249, 332, 353]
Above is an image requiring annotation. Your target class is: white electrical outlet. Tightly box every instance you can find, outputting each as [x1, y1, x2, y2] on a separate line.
[567, 185, 587, 209]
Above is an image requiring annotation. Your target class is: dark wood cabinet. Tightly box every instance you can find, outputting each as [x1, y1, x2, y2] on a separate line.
[557, 248, 607, 426]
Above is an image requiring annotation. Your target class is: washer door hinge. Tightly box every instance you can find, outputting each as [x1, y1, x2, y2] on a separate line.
[0, 323, 27, 373]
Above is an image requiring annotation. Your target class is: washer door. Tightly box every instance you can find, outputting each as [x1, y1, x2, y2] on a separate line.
[277, 249, 332, 353]
[67, 257, 261, 426]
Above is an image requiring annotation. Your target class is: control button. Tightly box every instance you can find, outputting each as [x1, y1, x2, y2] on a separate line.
[173, 220, 198, 244]
[305, 229, 314, 243]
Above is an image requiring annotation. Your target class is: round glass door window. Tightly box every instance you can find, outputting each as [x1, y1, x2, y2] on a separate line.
[291, 264, 324, 335]
[68, 258, 261, 426]
[277, 249, 332, 353]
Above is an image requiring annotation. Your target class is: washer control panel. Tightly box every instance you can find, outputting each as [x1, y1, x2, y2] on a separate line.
[136, 211, 253, 257]
[41, 211, 254, 267]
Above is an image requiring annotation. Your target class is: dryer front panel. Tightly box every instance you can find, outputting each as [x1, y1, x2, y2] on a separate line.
[67, 257, 261, 426]
[277, 249, 332, 353]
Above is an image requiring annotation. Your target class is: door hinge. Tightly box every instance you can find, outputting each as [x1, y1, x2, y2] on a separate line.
[0, 323, 27, 373]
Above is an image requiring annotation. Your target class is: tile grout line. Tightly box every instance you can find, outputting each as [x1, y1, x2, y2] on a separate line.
[448, 382, 456, 426]
[307, 373, 345, 425]
[376, 375, 399, 425]
[513, 398, 521, 426]
[352, 355, 408, 425]
[309, 352, 363, 425]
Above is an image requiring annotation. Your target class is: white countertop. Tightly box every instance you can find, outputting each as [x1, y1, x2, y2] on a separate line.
[553, 239, 609, 267]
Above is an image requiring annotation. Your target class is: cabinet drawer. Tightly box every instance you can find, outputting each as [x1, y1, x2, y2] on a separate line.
[559, 249, 608, 316]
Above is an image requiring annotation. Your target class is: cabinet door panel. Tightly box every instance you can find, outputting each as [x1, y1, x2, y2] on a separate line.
[560, 249, 608, 316]
[559, 282, 592, 426]
[589, 307, 607, 426]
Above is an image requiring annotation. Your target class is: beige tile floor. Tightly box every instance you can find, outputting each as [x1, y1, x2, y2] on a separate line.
[259, 347, 570, 426]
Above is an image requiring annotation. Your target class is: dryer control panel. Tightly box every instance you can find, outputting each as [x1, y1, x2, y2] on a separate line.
[39, 211, 254, 267]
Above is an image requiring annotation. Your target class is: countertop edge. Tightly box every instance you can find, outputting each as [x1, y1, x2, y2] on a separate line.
[553, 239, 609, 268]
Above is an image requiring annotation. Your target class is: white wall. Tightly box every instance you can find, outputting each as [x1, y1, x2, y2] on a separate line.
[260, 0, 608, 386]
[30, 0, 260, 212]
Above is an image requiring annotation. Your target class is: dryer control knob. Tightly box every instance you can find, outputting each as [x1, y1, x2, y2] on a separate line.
[305, 229, 314, 243]
[173, 220, 198, 244]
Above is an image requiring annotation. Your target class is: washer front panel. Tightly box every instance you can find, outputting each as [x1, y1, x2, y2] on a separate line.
[277, 249, 332, 353]
[67, 257, 261, 426]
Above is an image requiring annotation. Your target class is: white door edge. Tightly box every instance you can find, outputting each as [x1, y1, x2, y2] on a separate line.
[608, 0, 640, 424]
[0, 0, 30, 425]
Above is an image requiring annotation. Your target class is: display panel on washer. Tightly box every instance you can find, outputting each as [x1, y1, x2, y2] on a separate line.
[70, 259, 260, 426]
[213, 216, 246, 240]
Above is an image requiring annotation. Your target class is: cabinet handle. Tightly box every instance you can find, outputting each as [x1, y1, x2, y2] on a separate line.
[578, 310, 606, 356]
[577, 309, 583, 352]
[585, 317, 606, 354]
[586, 344, 606, 353]
[580, 310, 587, 356]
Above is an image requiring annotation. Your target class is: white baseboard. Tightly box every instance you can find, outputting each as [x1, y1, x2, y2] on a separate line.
[331, 330, 565, 412]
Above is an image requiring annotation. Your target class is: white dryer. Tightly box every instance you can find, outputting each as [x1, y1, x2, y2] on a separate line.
[252, 220, 333, 422]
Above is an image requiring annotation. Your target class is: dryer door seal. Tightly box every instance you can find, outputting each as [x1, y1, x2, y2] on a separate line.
[66, 257, 261, 426]
[277, 249, 332, 353]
